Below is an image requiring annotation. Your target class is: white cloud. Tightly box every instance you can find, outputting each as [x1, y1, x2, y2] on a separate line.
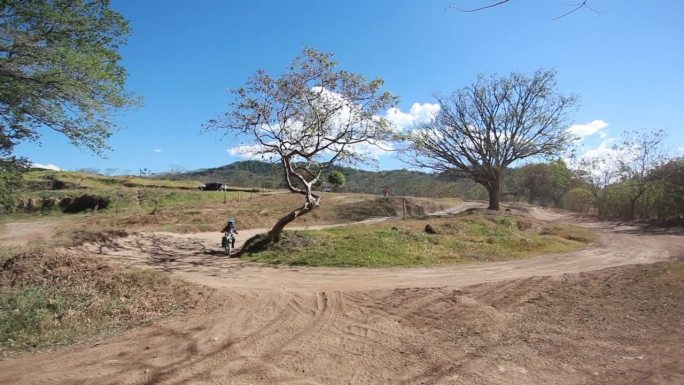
[567, 137, 632, 180]
[385, 102, 440, 131]
[227, 144, 278, 161]
[678, 146, 684, 153]
[31, 163, 61, 171]
[581, 139, 619, 159]
[229, 87, 416, 163]
[567, 120, 609, 139]
[153, 149, 162, 153]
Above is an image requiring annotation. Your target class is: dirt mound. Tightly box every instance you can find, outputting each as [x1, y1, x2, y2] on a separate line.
[1, 249, 211, 356]
[334, 196, 451, 221]
[1, 249, 112, 287]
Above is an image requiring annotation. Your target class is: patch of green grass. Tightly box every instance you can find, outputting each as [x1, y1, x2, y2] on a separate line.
[1, 286, 93, 352]
[244, 214, 594, 267]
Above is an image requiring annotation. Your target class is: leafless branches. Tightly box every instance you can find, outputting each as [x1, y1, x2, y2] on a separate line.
[448, 0, 600, 20]
[447, 0, 511, 13]
[552, 1, 600, 20]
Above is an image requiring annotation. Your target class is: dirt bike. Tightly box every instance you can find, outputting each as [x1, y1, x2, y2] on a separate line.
[222, 232, 235, 255]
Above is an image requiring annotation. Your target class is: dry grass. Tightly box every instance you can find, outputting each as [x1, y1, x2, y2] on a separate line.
[0, 248, 211, 356]
[76, 193, 460, 235]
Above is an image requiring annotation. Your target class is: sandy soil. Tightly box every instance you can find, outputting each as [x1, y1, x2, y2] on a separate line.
[1, 203, 682, 384]
[0, 218, 71, 246]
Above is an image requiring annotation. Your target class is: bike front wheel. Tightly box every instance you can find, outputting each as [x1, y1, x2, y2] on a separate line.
[225, 237, 232, 255]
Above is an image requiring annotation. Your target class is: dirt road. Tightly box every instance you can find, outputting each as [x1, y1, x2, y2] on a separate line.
[0, 218, 71, 246]
[70, 204, 682, 293]
[1, 204, 682, 384]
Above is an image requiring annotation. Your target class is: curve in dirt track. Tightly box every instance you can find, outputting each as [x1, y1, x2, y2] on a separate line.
[1, 203, 682, 385]
[70, 203, 682, 293]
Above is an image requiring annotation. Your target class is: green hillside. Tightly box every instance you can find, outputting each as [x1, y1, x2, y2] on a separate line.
[167, 160, 488, 199]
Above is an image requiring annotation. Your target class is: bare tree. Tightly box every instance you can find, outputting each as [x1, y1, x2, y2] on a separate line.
[207, 48, 396, 248]
[576, 129, 667, 219]
[617, 129, 666, 219]
[165, 164, 186, 180]
[405, 69, 577, 210]
[577, 155, 620, 218]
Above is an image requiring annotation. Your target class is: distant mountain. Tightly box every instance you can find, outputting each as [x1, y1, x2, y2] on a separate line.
[160, 160, 487, 199]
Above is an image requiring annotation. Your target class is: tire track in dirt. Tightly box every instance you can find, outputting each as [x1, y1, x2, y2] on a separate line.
[78, 218, 682, 293]
[1, 204, 682, 384]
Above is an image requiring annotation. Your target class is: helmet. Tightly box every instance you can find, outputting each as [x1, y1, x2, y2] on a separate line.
[227, 218, 235, 224]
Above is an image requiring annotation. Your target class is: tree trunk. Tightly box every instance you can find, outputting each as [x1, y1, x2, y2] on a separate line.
[235, 193, 319, 257]
[266, 201, 315, 242]
[628, 198, 637, 220]
[487, 181, 501, 210]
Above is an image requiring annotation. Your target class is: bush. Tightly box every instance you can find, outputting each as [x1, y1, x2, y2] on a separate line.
[564, 188, 594, 213]
[59, 194, 110, 213]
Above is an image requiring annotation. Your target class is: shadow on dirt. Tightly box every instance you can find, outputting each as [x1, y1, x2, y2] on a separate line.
[82, 234, 252, 275]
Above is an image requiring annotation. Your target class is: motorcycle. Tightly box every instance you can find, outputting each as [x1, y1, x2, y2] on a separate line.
[222, 232, 235, 255]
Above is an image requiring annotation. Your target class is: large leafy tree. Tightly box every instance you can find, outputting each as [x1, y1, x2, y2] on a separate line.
[406, 69, 577, 210]
[0, 0, 135, 213]
[0, 0, 135, 158]
[208, 48, 396, 248]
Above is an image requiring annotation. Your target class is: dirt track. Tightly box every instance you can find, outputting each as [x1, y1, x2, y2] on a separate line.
[1, 204, 683, 384]
[69, 204, 683, 292]
[0, 218, 70, 246]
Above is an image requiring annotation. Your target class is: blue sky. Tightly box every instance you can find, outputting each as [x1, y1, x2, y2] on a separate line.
[16, 0, 684, 173]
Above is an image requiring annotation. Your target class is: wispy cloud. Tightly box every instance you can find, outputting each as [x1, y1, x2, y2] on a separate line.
[153, 149, 162, 153]
[31, 163, 61, 171]
[567, 120, 609, 139]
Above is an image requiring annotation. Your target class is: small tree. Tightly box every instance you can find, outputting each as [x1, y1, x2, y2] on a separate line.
[207, 48, 396, 247]
[576, 128, 667, 219]
[406, 69, 577, 210]
[577, 155, 620, 218]
[327, 170, 346, 192]
[0, 157, 28, 214]
[647, 157, 684, 221]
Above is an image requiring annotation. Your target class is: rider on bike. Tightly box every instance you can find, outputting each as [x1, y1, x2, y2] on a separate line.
[221, 218, 238, 248]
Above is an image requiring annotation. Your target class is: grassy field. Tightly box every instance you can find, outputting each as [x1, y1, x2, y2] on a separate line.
[13, 170, 460, 235]
[22, 170, 204, 190]
[48, 195, 459, 242]
[0, 248, 209, 356]
[243, 211, 596, 267]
